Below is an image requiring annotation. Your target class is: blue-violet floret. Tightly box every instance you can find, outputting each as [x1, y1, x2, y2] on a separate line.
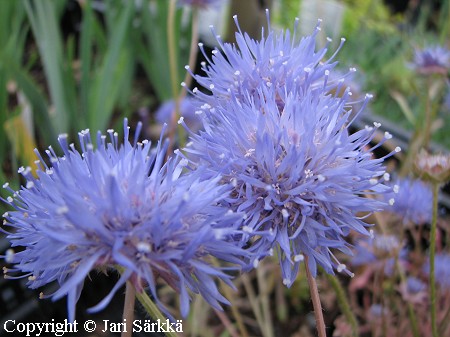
[1, 119, 245, 321]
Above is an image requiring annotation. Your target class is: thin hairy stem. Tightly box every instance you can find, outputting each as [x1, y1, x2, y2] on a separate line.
[135, 289, 180, 337]
[122, 282, 136, 337]
[305, 256, 326, 337]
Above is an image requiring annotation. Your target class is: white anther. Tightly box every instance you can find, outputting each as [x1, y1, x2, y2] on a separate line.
[5, 249, 14, 263]
[294, 254, 304, 262]
[242, 226, 253, 233]
[337, 264, 346, 272]
[57, 206, 69, 215]
[230, 178, 237, 187]
[136, 242, 152, 253]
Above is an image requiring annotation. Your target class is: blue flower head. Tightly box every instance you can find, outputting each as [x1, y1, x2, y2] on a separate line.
[406, 276, 426, 294]
[411, 45, 450, 75]
[1, 119, 245, 321]
[181, 80, 399, 285]
[156, 96, 203, 132]
[385, 177, 432, 225]
[424, 253, 450, 290]
[351, 234, 402, 276]
[185, 12, 354, 111]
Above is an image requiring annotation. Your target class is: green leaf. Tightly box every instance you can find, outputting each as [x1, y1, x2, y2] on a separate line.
[390, 90, 416, 126]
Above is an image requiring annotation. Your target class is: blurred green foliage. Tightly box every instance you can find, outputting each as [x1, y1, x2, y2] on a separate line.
[0, 0, 192, 207]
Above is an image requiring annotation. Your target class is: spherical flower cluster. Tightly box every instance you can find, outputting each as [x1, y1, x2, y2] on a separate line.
[385, 178, 432, 225]
[405, 276, 426, 294]
[186, 14, 353, 110]
[350, 234, 402, 276]
[156, 97, 202, 132]
[181, 14, 398, 285]
[423, 253, 450, 290]
[182, 88, 396, 284]
[1, 120, 246, 321]
[411, 45, 450, 75]
[398, 276, 427, 304]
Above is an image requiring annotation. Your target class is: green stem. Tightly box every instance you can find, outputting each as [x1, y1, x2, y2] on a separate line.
[325, 273, 358, 337]
[122, 282, 136, 337]
[430, 182, 439, 337]
[305, 256, 326, 337]
[395, 260, 420, 337]
[423, 77, 432, 149]
[135, 290, 180, 337]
